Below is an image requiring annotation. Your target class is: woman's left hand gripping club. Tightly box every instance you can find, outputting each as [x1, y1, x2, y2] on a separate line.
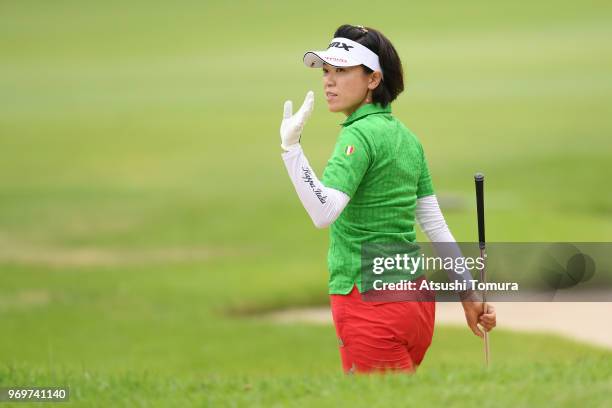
[280, 91, 315, 151]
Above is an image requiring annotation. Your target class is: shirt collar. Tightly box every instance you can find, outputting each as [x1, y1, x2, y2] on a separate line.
[340, 103, 392, 127]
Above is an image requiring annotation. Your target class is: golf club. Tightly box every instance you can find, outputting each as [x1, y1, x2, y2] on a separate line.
[475, 172, 490, 368]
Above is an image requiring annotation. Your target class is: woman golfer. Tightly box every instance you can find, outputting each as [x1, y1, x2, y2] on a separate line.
[280, 24, 496, 374]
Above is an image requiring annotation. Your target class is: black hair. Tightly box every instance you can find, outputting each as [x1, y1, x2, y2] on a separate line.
[333, 24, 404, 107]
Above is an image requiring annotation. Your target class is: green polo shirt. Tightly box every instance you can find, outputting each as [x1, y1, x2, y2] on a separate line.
[321, 102, 435, 294]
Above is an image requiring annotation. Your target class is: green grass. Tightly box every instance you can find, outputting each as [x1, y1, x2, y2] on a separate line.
[1, 0, 612, 406]
[3, 356, 611, 407]
[2, 328, 611, 407]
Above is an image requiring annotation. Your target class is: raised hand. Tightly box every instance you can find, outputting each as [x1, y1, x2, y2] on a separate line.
[280, 91, 314, 151]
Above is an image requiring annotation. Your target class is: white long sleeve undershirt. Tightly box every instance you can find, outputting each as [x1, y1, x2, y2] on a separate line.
[282, 145, 473, 290]
[415, 194, 473, 287]
[281, 145, 349, 229]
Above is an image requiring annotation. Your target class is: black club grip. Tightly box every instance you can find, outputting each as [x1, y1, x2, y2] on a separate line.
[474, 173, 485, 249]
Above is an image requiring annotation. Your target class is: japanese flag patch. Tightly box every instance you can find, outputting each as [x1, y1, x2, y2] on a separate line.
[345, 145, 355, 155]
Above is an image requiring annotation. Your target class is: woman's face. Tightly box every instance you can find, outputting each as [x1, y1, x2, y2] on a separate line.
[322, 63, 380, 116]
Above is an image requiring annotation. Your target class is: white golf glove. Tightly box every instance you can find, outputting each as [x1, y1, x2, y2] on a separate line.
[280, 91, 314, 151]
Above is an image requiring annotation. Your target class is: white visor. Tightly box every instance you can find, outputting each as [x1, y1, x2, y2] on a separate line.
[303, 37, 383, 78]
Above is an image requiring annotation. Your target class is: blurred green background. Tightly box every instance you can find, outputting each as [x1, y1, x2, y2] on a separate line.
[1, 1, 611, 406]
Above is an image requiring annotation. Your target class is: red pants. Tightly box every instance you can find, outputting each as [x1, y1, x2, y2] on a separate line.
[330, 283, 435, 374]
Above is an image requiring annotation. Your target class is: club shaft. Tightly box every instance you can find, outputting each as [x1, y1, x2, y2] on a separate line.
[480, 246, 490, 367]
